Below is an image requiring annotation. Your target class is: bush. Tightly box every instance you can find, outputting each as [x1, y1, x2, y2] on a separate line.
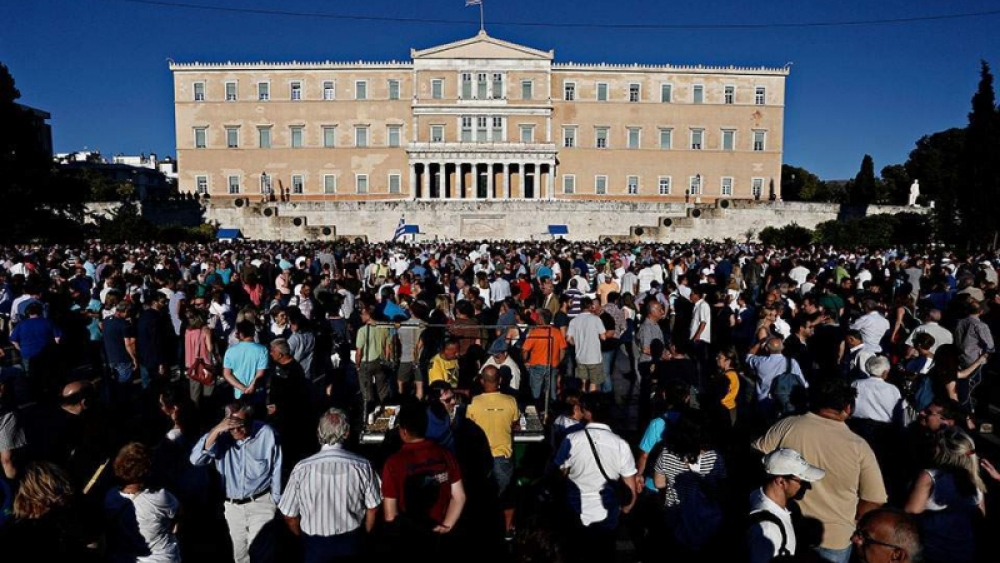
[759, 223, 814, 248]
[813, 212, 930, 248]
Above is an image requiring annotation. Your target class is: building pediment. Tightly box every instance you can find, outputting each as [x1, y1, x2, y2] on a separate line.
[412, 31, 553, 61]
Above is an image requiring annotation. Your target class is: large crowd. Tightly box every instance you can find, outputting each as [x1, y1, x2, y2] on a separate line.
[0, 238, 997, 563]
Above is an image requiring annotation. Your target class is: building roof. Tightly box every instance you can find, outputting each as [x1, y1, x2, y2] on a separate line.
[168, 32, 789, 74]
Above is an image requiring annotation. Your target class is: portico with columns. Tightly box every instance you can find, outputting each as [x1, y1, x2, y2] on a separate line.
[407, 146, 557, 200]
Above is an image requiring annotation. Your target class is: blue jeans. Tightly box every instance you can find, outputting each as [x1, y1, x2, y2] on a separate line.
[492, 456, 514, 497]
[109, 362, 134, 384]
[814, 545, 852, 563]
[528, 364, 557, 402]
[139, 365, 152, 390]
[600, 350, 616, 394]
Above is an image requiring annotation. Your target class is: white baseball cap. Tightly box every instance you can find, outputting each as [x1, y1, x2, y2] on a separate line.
[763, 448, 826, 482]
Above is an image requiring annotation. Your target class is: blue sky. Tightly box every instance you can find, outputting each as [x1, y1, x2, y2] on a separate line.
[2, 0, 996, 180]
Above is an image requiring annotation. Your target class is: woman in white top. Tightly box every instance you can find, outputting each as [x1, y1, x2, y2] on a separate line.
[904, 427, 985, 563]
[104, 443, 181, 563]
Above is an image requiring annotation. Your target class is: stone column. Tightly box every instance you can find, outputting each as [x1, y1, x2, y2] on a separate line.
[422, 162, 431, 201]
[502, 162, 510, 200]
[437, 162, 445, 200]
[546, 162, 554, 200]
[409, 163, 417, 200]
[487, 163, 494, 200]
[521, 162, 528, 200]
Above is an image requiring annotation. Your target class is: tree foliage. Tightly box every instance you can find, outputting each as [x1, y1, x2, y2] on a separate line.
[904, 128, 965, 239]
[955, 61, 1000, 249]
[813, 213, 933, 249]
[844, 154, 883, 205]
[780, 165, 830, 201]
[879, 164, 911, 205]
[0, 61, 85, 242]
[97, 202, 158, 243]
[759, 223, 813, 247]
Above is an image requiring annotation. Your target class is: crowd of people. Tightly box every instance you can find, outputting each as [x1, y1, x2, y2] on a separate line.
[0, 238, 997, 563]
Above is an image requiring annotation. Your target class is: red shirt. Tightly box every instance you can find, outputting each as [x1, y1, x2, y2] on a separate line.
[382, 439, 462, 527]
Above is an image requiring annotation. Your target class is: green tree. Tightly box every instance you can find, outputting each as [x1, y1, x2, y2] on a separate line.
[98, 202, 157, 243]
[781, 164, 829, 201]
[879, 164, 911, 205]
[0, 62, 84, 242]
[905, 127, 965, 242]
[846, 154, 880, 205]
[759, 223, 814, 247]
[956, 60, 1000, 248]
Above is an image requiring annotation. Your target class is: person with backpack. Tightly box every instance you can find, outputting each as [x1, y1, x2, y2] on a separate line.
[745, 337, 808, 421]
[748, 448, 826, 563]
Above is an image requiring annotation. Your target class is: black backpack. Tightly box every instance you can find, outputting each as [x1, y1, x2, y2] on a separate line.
[748, 509, 795, 562]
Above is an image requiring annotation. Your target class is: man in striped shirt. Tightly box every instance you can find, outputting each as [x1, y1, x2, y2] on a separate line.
[279, 408, 382, 562]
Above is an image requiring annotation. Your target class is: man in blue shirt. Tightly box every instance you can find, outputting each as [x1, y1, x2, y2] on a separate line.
[191, 401, 283, 563]
[224, 321, 270, 404]
[10, 301, 61, 398]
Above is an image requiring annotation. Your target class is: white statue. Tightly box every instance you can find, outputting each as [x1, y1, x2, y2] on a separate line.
[908, 180, 920, 206]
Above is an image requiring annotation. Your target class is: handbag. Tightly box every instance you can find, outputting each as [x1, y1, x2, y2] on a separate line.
[584, 429, 633, 508]
[186, 330, 216, 387]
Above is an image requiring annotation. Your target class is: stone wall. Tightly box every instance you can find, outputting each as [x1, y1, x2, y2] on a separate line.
[190, 199, 927, 242]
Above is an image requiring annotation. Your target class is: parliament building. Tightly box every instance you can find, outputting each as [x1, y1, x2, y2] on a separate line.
[171, 31, 788, 203]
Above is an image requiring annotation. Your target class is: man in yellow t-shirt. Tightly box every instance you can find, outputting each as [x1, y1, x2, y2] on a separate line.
[466, 366, 520, 539]
[428, 340, 460, 388]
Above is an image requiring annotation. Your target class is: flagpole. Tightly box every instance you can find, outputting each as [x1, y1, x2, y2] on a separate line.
[479, 1, 485, 33]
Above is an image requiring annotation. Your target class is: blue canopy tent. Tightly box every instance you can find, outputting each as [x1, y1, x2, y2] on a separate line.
[217, 228, 243, 241]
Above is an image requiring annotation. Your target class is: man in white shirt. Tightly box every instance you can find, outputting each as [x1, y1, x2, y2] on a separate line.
[689, 285, 712, 372]
[554, 393, 637, 562]
[788, 259, 811, 287]
[280, 408, 382, 560]
[566, 298, 608, 393]
[637, 261, 657, 294]
[850, 299, 890, 353]
[904, 309, 952, 354]
[748, 448, 826, 563]
[851, 355, 903, 424]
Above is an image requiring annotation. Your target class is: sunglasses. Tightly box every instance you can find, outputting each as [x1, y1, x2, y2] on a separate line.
[852, 529, 902, 551]
[441, 395, 457, 404]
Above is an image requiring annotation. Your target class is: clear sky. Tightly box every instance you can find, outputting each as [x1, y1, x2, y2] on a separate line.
[2, 0, 996, 180]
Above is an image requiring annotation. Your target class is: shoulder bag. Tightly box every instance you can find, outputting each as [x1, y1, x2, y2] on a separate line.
[186, 329, 215, 387]
[584, 429, 633, 508]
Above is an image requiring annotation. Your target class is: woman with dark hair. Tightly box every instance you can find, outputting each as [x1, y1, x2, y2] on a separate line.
[105, 442, 181, 563]
[184, 309, 215, 405]
[652, 408, 727, 556]
[929, 343, 987, 413]
[708, 347, 741, 429]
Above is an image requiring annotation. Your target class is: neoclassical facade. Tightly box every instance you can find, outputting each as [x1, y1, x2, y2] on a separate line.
[171, 32, 788, 202]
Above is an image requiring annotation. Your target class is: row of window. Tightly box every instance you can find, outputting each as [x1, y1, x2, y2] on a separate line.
[561, 175, 766, 197]
[199, 173, 402, 196]
[562, 82, 765, 105]
[196, 79, 401, 102]
[190, 75, 767, 105]
[198, 172, 764, 198]
[563, 126, 766, 151]
[193, 122, 767, 151]
[194, 124, 403, 149]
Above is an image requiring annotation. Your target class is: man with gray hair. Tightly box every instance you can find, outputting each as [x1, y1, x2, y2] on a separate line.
[279, 408, 382, 561]
[851, 356, 903, 425]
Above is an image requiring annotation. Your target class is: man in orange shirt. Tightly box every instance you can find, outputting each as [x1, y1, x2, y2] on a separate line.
[522, 309, 568, 408]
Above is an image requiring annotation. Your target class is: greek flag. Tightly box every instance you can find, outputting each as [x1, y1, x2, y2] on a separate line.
[465, 0, 481, 5]
[393, 216, 406, 241]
